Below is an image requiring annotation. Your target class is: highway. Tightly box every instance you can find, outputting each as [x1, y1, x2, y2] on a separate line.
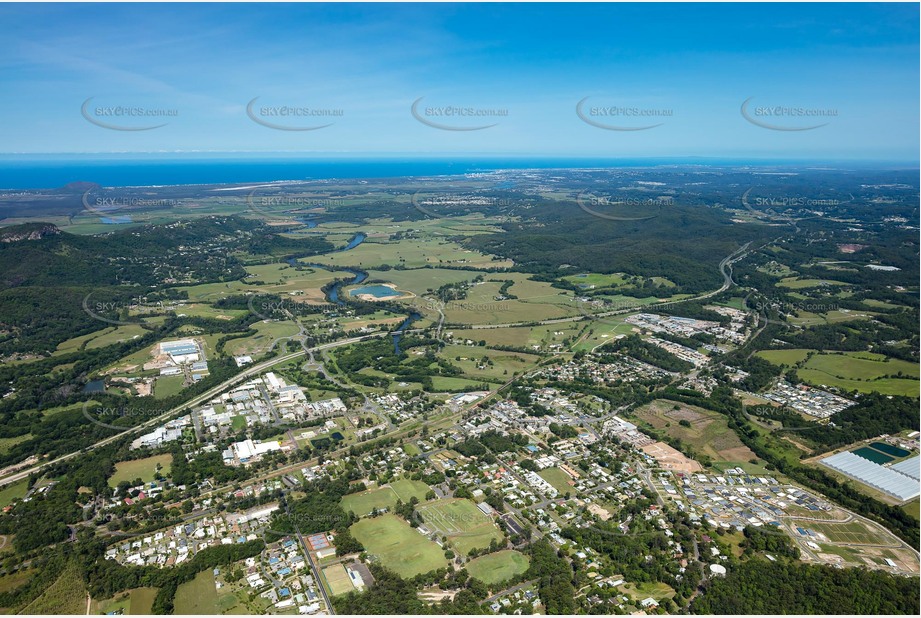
[1, 241, 752, 491]
[0, 332, 393, 488]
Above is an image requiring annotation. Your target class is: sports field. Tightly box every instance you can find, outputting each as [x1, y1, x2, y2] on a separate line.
[108, 454, 173, 487]
[466, 550, 530, 584]
[340, 479, 430, 516]
[350, 514, 447, 578]
[322, 564, 355, 596]
[417, 498, 503, 555]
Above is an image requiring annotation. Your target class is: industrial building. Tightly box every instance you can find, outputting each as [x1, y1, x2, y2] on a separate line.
[820, 451, 920, 502]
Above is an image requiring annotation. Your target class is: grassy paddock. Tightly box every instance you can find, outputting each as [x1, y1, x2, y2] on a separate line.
[108, 454, 173, 488]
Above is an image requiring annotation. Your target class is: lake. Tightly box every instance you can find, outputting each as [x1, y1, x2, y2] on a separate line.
[350, 285, 401, 299]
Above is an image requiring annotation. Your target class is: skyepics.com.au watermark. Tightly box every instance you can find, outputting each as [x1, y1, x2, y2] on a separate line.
[84, 510, 180, 539]
[752, 197, 841, 208]
[248, 296, 339, 322]
[753, 300, 840, 313]
[246, 97, 343, 131]
[411, 97, 507, 131]
[740, 97, 837, 131]
[740, 188, 846, 218]
[246, 189, 344, 221]
[81, 97, 178, 131]
[411, 191, 513, 219]
[82, 402, 170, 431]
[82, 291, 167, 326]
[82, 188, 177, 221]
[414, 300, 512, 313]
[576, 193, 673, 221]
[576, 96, 672, 131]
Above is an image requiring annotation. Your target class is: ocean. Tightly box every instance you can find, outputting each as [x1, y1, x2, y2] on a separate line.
[0, 156, 781, 190]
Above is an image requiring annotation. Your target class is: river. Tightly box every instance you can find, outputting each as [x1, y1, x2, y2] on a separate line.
[284, 232, 418, 351]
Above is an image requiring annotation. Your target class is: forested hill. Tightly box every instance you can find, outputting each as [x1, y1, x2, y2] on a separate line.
[464, 201, 771, 293]
[690, 559, 920, 614]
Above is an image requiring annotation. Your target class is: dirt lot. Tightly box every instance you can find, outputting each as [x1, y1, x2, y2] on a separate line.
[641, 441, 704, 472]
[635, 399, 757, 465]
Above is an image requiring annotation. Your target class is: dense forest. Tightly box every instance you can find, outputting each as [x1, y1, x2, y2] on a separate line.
[691, 559, 920, 614]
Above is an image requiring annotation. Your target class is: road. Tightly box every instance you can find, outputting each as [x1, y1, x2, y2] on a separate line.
[452, 242, 753, 332]
[282, 490, 336, 615]
[0, 332, 395, 488]
[2, 242, 753, 490]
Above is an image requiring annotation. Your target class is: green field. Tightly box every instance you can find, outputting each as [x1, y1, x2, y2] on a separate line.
[795, 352, 919, 397]
[322, 564, 355, 597]
[465, 550, 530, 584]
[340, 479, 431, 516]
[0, 568, 35, 596]
[619, 581, 676, 602]
[154, 374, 186, 399]
[0, 433, 32, 456]
[538, 467, 576, 495]
[902, 499, 920, 520]
[417, 498, 504, 555]
[174, 570, 219, 614]
[92, 587, 158, 615]
[21, 563, 88, 614]
[778, 277, 850, 289]
[756, 348, 813, 367]
[437, 344, 540, 381]
[108, 454, 173, 487]
[430, 376, 491, 391]
[225, 320, 301, 356]
[350, 514, 447, 578]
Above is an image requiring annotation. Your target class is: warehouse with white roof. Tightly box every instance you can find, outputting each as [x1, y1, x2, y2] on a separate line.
[820, 451, 920, 502]
[889, 456, 920, 482]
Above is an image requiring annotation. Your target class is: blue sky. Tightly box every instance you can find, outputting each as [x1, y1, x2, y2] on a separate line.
[0, 2, 917, 160]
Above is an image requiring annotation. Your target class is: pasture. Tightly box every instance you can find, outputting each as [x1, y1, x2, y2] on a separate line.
[174, 569, 219, 614]
[796, 351, 919, 397]
[108, 454, 173, 487]
[92, 587, 158, 615]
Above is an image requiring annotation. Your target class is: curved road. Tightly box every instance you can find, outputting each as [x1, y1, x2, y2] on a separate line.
[1, 243, 753, 489]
